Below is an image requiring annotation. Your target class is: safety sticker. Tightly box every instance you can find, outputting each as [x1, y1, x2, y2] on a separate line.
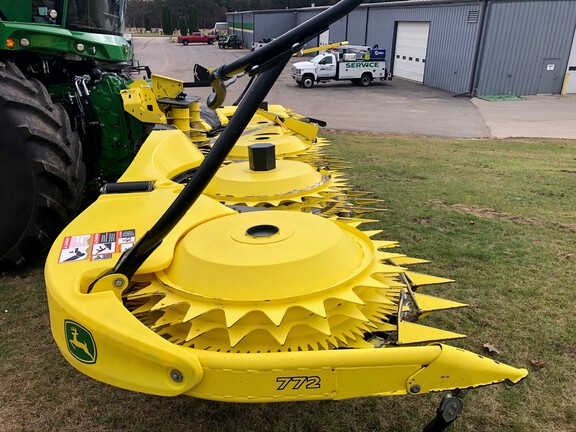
[59, 235, 91, 263]
[91, 230, 136, 260]
[58, 229, 136, 263]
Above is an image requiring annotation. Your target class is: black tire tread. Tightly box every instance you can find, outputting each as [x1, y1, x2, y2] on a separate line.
[0, 61, 85, 267]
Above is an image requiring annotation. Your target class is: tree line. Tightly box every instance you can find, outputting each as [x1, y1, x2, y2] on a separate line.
[126, 0, 401, 34]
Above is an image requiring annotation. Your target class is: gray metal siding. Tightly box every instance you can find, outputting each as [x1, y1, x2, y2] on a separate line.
[367, 4, 481, 93]
[328, 16, 347, 43]
[477, 1, 576, 95]
[254, 12, 296, 43]
[245, 14, 254, 47]
[295, 11, 321, 49]
[346, 10, 368, 44]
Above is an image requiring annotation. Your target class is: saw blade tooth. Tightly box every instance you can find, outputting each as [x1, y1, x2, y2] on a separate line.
[390, 256, 431, 266]
[372, 240, 399, 249]
[149, 292, 185, 311]
[227, 324, 251, 347]
[299, 300, 327, 318]
[183, 316, 228, 341]
[331, 289, 365, 305]
[150, 305, 187, 328]
[362, 230, 384, 237]
[260, 305, 288, 326]
[224, 307, 253, 328]
[266, 325, 293, 346]
[182, 302, 220, 322]
[300, 315, 332, 335]
[329, 302, 370, 322]
[357, 275, 390, 289]
[405, 271, 455, 287]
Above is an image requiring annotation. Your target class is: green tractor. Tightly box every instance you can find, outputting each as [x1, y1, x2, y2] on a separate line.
[218, 34, 243, 50]
[0, 0, 146, 267]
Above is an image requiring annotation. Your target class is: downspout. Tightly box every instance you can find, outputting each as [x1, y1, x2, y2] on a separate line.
[469, 0, 491, 96]
[364, 6, 370, 45]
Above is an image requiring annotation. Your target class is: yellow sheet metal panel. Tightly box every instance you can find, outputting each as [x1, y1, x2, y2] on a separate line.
[118, 129, 204, 182]
[121, 81, 167, 123]
[46, 287, 203, 396]
[151, 74, 184, 99]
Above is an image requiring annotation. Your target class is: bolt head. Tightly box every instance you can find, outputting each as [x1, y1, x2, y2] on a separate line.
[170, 369, 183, 383]
[410, 384, 421, 393]
[113, 278, 125, 288]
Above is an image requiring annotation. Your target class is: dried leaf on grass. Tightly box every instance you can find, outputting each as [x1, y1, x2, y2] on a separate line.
[482, 343, 501, 355]
[530, 359, 546, 369]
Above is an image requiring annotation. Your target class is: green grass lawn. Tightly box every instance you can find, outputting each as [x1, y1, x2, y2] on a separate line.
[1, 133, 574, 431]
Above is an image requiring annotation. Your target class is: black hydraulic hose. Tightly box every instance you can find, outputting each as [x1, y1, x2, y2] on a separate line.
[88, 0, 364, 287]
[233, 75, 256, 106]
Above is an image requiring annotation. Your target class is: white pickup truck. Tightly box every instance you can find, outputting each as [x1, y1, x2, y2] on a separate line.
[291, 49, 391, 88]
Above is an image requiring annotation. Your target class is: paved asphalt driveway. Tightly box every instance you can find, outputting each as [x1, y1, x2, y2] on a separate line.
[132, 37, 576, 140]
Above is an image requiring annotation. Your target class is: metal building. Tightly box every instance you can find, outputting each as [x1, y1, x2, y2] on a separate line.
[227, 0, 576, 96]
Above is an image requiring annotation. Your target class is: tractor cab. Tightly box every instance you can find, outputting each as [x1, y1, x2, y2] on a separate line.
[27, 0, 127, 35]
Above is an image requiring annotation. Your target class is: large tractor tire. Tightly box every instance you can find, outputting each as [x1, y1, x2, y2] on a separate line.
[0, 61, 85, 267]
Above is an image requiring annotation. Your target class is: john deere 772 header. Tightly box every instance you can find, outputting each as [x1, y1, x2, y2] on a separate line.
[2, 1, 526, 430]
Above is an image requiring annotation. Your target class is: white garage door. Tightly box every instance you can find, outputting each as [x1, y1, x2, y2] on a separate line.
[394, 22, 430, 83]
[565, 26, 576, 94]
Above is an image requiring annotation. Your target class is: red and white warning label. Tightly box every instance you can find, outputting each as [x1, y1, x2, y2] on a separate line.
[58, 229, 136, 263]
[59, 234, 91, 263]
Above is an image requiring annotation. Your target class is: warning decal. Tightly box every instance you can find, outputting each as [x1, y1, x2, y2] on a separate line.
[92, 231, 116, 257]
[59, 229, 136, 263]
[59, 235, 91, 263]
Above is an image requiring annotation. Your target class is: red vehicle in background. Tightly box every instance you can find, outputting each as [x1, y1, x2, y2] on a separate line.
[177, 32, 216, 45]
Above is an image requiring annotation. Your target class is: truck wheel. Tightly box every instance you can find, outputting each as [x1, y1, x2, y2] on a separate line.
[360, 73, 372, 86]
[208, 39, 214, 45]
[0, 61, 85, 267]
[182, 40, 189, 46]
[223, 45, 228, 49]
[302, 75, 315, 89]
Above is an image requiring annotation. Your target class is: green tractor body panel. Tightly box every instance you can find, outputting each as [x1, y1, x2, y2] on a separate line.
[0, 22, 132, 62]
[0, 0, 131, 62]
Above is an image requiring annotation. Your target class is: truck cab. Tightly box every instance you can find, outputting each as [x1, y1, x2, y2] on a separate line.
[316, 53, 337, 79]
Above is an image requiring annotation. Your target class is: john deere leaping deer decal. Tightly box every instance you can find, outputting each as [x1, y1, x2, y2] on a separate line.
[64, 320, 97, 364]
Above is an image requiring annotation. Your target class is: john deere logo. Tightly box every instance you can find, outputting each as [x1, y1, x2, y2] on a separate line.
[64, 320, 97, 364]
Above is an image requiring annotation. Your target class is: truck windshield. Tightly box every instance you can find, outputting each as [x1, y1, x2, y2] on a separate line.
[311, 54, 326, 64]
[66, 0, 127, 35]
